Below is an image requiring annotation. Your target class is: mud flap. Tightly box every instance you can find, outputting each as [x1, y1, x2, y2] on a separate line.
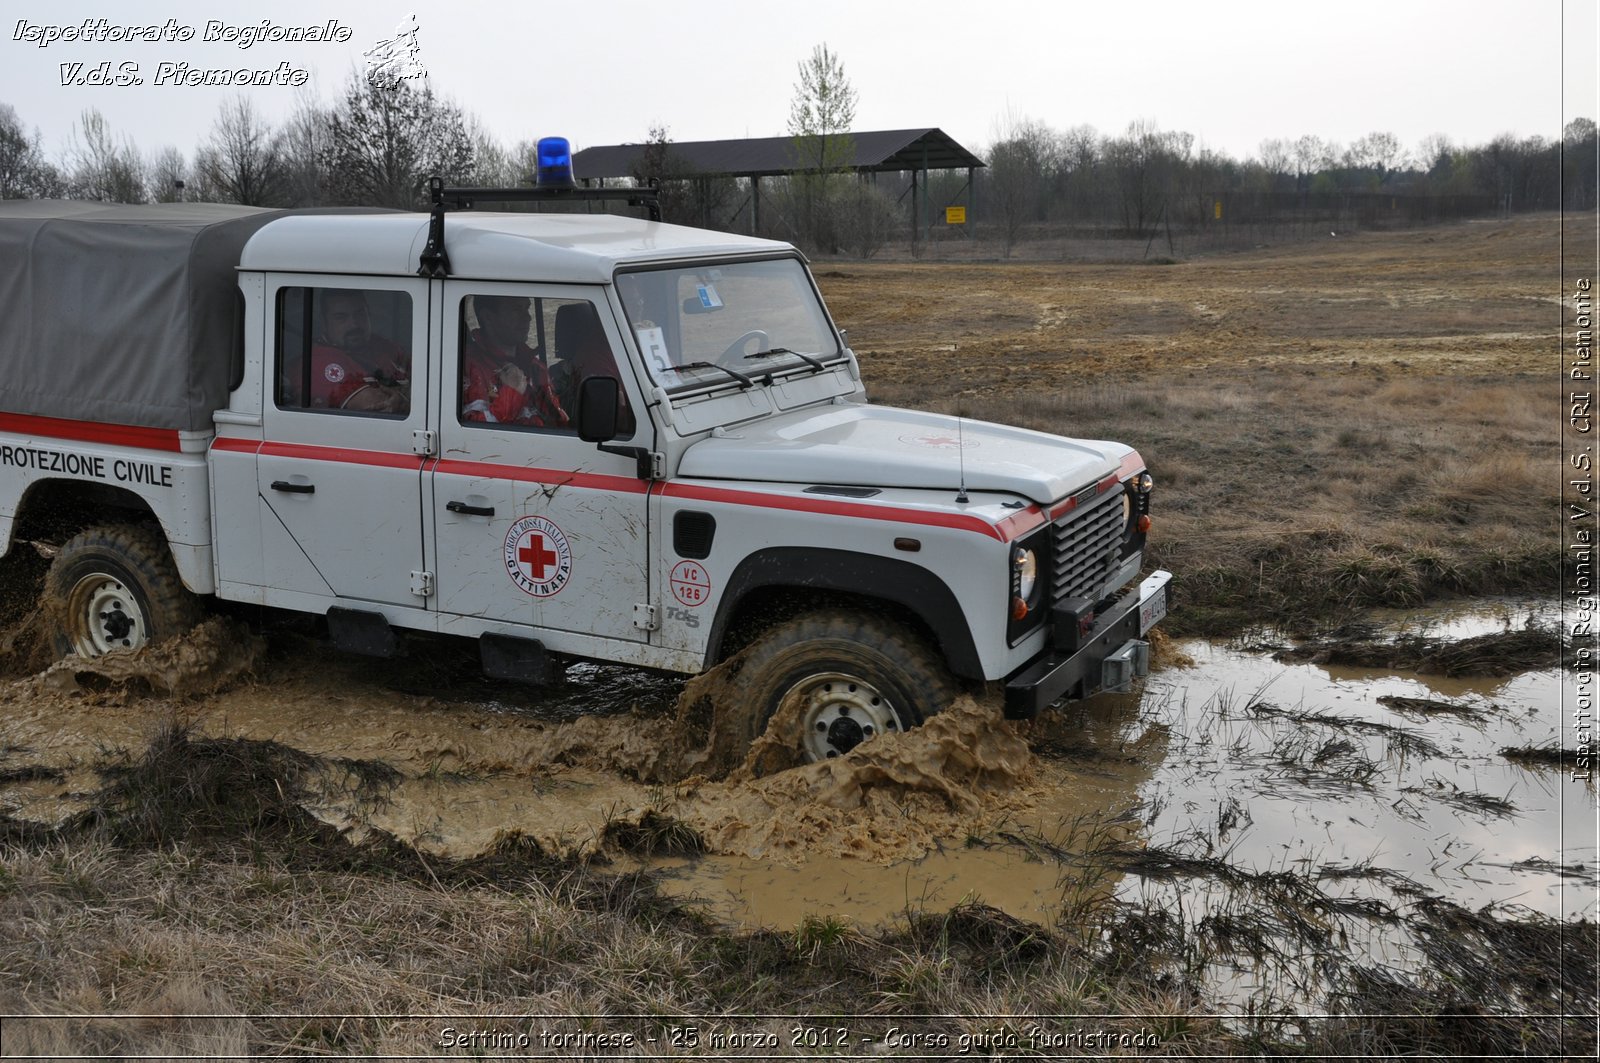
[326, 607, 398, 658]
[480, 633, 552, 684]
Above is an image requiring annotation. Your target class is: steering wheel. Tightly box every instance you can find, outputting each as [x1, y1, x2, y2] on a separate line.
[719, 329, 769, 362]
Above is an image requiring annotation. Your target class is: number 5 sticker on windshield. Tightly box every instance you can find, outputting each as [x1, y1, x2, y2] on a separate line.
[636, 326, 672, 374]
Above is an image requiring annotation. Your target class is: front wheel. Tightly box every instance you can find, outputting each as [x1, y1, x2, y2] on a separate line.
[736, 610, 959, 762]
[45, 524, 201, 658]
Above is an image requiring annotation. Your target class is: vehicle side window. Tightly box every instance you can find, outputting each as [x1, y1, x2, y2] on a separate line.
[275, 287, 412, 417]
[457, 294, 632, 435]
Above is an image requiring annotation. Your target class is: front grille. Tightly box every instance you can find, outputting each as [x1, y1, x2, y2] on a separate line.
[1052, 487, 1126, 603]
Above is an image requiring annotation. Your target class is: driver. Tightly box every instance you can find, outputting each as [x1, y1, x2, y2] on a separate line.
[461, 295, 568, 428]
[551, 302, 635, 436]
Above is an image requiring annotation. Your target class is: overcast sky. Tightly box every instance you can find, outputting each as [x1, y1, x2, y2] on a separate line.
[2, 1, 1596, 170]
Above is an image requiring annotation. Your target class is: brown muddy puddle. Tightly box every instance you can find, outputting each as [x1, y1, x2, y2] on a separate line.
[0, 599, 1590, 1008]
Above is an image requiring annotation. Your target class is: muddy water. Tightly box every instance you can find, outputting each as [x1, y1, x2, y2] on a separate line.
[0, 600, 1588, 979]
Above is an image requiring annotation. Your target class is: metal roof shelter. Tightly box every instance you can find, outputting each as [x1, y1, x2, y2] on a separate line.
[572, 128, 984, 246]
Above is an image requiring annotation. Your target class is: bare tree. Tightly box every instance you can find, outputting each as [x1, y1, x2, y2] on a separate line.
[278, 94, 330, 206]
[1257, 138, 1291, 177]
[468, 118, 518, 189]
[147, 146, 187, 202]
[320, 75, 475, 208]
[986, 114, 1059, 255]
[630, 123, 697, 223]
[1416, 133, 1454, 177]
[197, 97, 286, 206]
[1292, 134, 1333, 186]
[1056, 124, 1099, 221]
[1105, 119, 1170, 236]
[786, 43, 857, 253]
[0, 103, 62, 198]
[1564, 118, 1598, 210]
[67, 109, 145, 202]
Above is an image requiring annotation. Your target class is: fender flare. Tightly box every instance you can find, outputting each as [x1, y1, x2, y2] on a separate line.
[704, 546, 983, 680]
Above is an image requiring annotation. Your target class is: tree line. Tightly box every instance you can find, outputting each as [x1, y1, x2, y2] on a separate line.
[1, 63, 1593, 258]
[972, 116, 1597, 255]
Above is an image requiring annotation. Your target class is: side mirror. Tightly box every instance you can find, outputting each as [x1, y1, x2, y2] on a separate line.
[576, 375, 620, 442]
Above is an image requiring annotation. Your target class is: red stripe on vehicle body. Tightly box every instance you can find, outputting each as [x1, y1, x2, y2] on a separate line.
[432, 457, 649, 494]
[254, 440, 424, 470]
[206, 443, 1150, 542]
[0, 412, 185, 453]
[660, 481, 1008, 540]
[994, 507, 1048, 541]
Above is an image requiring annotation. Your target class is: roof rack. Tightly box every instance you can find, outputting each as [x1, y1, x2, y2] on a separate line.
[417, 176, 662, 278]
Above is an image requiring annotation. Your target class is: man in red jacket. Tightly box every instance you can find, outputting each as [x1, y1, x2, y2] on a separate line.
[309, 289, 411, 413]
[461, 295, 568, 428]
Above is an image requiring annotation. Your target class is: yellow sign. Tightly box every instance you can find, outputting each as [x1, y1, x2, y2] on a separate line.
[1214, 200, 1223, 220]
[945, 206, 966, 225]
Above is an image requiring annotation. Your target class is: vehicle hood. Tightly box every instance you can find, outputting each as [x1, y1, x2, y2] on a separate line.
[677, 404, 1132, 504]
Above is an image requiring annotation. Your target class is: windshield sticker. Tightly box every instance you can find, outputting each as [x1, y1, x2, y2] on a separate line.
[670, 560, 711, 607]
[898, 433, 979, 449]
[695, 284, 723, 310]
[635, 326, 673, 375]
[503, 515, 572, 598]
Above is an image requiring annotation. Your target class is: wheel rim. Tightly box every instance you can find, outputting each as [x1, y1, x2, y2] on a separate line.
[782, 671, 904, 761]
[65, 574, 148, 656]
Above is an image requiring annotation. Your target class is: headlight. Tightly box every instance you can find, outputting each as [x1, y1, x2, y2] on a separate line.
[1013, 546, 1039, 602]
[1007, 531, 1051, 641]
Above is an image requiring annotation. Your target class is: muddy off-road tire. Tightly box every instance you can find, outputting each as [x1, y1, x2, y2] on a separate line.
[45, 524, 201, 659]
[738, 610, 959, 762]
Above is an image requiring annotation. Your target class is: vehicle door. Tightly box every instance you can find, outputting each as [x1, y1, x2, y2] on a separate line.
[429, 281, 651, 642]
[257, 276, 430, 607]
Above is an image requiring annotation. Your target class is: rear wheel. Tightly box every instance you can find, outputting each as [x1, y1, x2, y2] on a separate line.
[45, 524, 201, 658]
[737, 610, 959, 762]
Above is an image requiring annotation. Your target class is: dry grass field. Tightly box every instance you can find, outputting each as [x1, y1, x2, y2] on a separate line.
[824, 213, 1570, 633]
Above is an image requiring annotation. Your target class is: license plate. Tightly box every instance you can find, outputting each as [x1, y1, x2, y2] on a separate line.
[1138, 585, 1167, 634]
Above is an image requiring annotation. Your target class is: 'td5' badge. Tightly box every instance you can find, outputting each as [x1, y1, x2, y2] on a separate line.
[503, 515, 572, 597]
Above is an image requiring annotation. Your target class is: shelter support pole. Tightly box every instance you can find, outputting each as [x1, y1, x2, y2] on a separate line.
[960, 164, 972, 240]
[921, 143, 930, 250]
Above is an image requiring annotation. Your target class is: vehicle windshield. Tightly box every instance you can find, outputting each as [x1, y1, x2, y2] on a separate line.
[616, 258, 840, 392]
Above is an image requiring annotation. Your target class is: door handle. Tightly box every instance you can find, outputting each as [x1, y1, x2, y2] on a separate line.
[270, 480, 315, 494]
[446, 501, 495, 517]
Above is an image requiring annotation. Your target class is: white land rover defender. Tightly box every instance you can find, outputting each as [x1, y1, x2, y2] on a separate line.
[0, 142, 1169, 761]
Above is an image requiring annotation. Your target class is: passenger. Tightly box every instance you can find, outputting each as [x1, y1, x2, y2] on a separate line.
[461, 295, 568, 428]
[550, 303, 635, 436]
[310, 290, 411, 413]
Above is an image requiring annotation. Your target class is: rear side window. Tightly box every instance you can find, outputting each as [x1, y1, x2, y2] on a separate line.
[275, 287, 413, 417]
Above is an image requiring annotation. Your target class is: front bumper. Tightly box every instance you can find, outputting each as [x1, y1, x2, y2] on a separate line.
[1003, 569, 1173, 719]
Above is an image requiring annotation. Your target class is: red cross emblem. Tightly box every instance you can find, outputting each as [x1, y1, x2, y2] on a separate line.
[519, 534, 557, 580]
[503, 516, 572, 597]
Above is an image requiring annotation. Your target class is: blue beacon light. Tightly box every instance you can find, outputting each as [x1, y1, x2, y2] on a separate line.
[536, 136, 576, 188]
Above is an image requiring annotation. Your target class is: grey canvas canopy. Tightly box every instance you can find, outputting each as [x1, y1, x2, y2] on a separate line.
[2, 201, 279, 432]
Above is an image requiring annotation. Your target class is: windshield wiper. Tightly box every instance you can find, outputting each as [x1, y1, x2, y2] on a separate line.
[745, 347, 827, 373]
[676, 361, 755, 389]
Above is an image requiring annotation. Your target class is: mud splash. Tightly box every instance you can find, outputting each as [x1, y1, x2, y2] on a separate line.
[677, 696, 1034, 864]
[32, 617, 266, 698]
